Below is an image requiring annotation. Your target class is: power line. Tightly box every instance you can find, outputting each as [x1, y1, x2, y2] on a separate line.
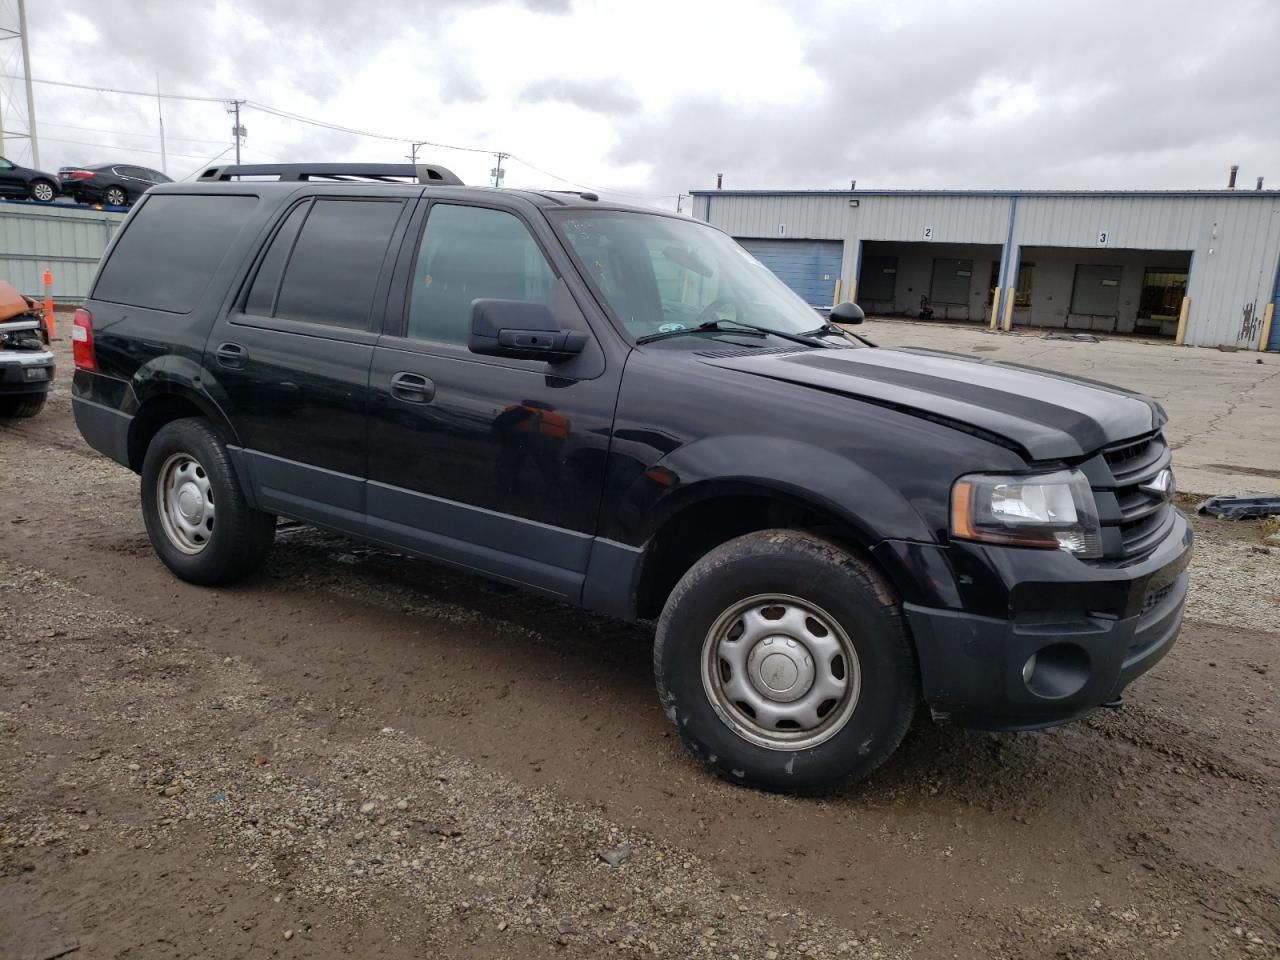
[42, 135, 274, 164]
[12, 72, 675, 201]
[43, 120, 233, 148]
[1, 72, 230, 103]
[244, 100, 495, 154]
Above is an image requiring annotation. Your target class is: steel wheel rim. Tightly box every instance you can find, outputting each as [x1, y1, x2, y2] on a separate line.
[156, 452, 215, 555]
[33, 182, 53, 201]
[701, 593, 861, 751]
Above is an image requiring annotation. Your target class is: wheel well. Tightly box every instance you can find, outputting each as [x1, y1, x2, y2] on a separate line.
[634, 492, 874, 621]
[127, 395, 211, 471]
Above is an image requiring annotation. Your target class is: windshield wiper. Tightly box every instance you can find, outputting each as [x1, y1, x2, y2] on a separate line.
[636, 319, 827, 347]
[801, 321, 876, 348]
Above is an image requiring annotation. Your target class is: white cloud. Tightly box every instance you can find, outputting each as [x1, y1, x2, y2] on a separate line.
[9, 0, 1279, 203]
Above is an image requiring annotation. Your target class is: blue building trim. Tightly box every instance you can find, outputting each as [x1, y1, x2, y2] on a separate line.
[1268, 251, 1280, 352]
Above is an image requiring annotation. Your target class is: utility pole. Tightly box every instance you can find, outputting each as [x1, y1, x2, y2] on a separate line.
[676, 193, 689, 213]
[16, 0, 37, 166]
[227, 99, 246, 165]
[406, 142, 427, 165]
[156, 73, 167, 175]
[490, 151, 507, 188]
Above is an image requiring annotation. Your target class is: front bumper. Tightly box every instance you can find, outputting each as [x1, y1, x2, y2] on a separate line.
[895, 511, 1193, 729]
[0, 348, 54, 396]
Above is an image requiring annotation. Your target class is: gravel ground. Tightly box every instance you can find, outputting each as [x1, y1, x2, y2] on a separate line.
[1, 349, 1277, 960]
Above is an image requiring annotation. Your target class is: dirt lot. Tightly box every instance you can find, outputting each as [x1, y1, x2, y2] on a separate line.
[1, 341, 1278, 960]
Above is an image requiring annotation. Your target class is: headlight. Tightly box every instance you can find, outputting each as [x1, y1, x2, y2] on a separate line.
[951, 469, 1102, 558]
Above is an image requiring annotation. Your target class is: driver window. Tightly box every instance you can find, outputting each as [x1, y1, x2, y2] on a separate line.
[407, 204, 557, 346]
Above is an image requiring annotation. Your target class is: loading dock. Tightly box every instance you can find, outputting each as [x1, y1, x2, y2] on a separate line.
[856, 241, 1002, 323]
[694, 187, 1280, 349]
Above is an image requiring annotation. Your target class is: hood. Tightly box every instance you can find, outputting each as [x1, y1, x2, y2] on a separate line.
[698, 345, 1161, 460]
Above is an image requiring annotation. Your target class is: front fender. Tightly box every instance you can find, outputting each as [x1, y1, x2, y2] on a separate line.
[609, 434, 935, 547]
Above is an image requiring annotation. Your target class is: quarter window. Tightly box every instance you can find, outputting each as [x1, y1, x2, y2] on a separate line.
[407, 204, 557, 345]
[272, 199, 403, 329]
[92, 194, 258, 313]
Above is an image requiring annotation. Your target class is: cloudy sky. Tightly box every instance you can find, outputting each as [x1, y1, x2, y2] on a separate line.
[6, 0, 1279, 207]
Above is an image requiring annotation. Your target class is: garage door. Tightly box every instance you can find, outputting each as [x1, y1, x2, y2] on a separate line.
[930, 258, 973, 305]
[736, 239, 843, 306]
[1071, 264, 1123, 317]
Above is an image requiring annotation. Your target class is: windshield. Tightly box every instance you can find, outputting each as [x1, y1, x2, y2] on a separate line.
[553, 211, 831, 342]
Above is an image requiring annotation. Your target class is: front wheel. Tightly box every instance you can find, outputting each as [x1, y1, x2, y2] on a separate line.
[140, 418, 275, 585]
[654, 530, 918, 793]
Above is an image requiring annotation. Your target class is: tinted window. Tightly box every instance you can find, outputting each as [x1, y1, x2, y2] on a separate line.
[151, 170, 173, 184]
[244, 202, 309, 316]
[407, 204, 556, 345]
[274, 199, 402, 329]
[93, 194, 258, 313]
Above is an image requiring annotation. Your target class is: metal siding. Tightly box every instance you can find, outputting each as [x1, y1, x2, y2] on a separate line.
[0, 202, 125, 301]
[737, 239, 843, 305]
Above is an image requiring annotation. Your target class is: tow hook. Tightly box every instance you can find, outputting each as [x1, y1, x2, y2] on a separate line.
[1101, 697, 1124, 710]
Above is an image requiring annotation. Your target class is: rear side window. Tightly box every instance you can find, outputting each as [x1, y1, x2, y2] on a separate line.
[244, 202, 309, 316]
[272, 199, 403, 329]
[93, 194, 258, 313]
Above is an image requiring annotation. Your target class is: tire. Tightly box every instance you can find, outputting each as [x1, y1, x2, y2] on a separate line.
[654, 529, 918, 793]
[104, 186, 126, 207]
[140, 417, 275, 585]
[28, 179, 56, 203]
[0, 393, 46, 418]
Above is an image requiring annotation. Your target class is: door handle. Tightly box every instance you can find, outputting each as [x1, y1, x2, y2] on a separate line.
[215, 342, 247, 368]
[390, 371, 435, 403]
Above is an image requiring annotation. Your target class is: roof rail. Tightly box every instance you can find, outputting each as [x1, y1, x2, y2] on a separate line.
[196, 163, 464, 185]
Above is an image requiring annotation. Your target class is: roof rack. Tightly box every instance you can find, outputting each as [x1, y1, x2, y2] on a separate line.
[196, 163, 464, 185]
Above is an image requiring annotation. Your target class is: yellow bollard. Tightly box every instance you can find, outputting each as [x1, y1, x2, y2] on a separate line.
[989, 289, 1002, 330]
[832, 277, 841, 308]
[1002, 287, 1015, 332]
[1174, 296, 1190, 346]
[1258, 302, 1274, 352]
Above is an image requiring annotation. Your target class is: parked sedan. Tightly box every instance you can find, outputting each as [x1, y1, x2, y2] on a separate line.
[0, 155, 61, 202]
[57, 163, 172, 207]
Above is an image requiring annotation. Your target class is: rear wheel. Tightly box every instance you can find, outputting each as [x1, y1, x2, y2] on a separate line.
[654, 530, 918, 793]
[28, 179, 55, 203]
[0, 393, 46, 418]
[104, 186, 126, 207]
[140, 418, 275, 585]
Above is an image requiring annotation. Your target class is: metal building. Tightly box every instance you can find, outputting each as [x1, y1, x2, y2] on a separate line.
[691, 188, 1280, 350]
[0, 200, 125, 302]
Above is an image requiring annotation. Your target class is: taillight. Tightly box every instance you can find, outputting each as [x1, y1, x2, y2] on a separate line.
[63, 170, 95, 180]
[72, 307, 96, 370]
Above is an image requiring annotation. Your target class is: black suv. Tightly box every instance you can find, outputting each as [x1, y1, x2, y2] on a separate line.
[70, 163, 1191, 792]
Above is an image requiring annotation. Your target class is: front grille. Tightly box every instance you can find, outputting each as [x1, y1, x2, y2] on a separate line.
[1093, 431, 1176, 561]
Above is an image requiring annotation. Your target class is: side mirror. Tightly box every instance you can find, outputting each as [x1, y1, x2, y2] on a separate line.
[829, 301, 865, 325]
[469, 299, 588, 362]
